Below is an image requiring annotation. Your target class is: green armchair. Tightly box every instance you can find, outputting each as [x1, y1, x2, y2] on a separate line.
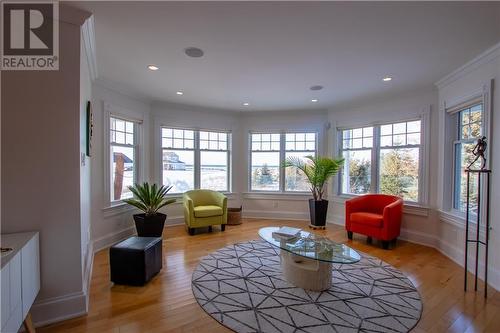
[183, 190, 228, 235]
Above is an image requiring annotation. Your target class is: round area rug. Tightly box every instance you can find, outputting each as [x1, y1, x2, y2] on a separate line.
[192, 240, 422, 333]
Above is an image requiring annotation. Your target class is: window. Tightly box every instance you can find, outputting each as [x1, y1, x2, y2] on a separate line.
[285, 133, 317, 191]
[341, 127, 373, 195]
[250, 132, 317, 192]
[162, 128, 195, 193]
[110, 117, 139, 201]
[453, 104, 483, 213]
[161, 128, 230, 193]
[339, 120, 422, 202]
[250, 133, 281, 191]
[200, 131, 229, 191]
[379, 121, 421, 201]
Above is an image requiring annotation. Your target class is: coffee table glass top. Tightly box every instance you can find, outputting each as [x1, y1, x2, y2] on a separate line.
[258, 227, 361, 264]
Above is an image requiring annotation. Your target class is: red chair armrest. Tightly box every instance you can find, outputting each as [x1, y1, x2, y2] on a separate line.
[382, 199, 403, 239]
[345, 196, 367, 230]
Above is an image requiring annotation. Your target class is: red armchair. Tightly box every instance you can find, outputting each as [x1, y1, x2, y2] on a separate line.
[345, 194, 403, 249]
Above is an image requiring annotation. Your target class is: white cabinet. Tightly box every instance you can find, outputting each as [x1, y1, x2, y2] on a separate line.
[1, 251, 23, 333]
[21, 234, 40, 319]
[1, 232, 40, 333]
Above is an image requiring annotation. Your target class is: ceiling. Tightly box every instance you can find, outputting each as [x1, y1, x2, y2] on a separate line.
[74, 1, 500, 111]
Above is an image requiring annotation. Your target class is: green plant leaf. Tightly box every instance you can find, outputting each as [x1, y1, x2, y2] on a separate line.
[283, 155, 344, 200]
[124, 182, 176, 216]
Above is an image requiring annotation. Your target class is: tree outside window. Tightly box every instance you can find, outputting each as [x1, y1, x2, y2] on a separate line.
[340, 120, 422, 202]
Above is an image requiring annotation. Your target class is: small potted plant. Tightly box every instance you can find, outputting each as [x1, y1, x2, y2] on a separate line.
[283, 156, 344, 227]
[123, 182, 176, 237]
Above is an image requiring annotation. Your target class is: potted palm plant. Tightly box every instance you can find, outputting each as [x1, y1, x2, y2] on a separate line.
[283, 156, 344, 227]
[123, 182, 176, 237]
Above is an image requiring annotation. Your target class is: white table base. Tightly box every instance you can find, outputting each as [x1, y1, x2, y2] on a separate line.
[280, 250, 332, 291]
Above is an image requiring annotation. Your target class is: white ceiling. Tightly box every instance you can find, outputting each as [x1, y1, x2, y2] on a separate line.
[74, 1, 500, 111]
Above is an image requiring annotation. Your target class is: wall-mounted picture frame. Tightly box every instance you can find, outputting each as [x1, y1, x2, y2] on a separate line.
[86, 101, 94, 157]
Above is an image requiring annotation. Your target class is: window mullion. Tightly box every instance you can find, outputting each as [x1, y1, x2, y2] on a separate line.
[372, 126, 380, 193]
[280, 133, 285, 192]
[194, 130, 200, 189]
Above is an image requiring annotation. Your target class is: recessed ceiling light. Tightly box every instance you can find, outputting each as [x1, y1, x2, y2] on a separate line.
[311, 99, 318, 103]
[310, 85, 323, 91]
[185, 47, 204, 58]
[243, 102, 250, 106]
[176, 91, 184, 95]
[147, 65, 159, 71]
[382, 76, 392, 82]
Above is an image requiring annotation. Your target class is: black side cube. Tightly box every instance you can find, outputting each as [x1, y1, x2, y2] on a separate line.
[110, 237, 162, 286]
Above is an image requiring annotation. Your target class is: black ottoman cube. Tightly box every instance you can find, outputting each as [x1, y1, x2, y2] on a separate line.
[110, 237, 162, 286]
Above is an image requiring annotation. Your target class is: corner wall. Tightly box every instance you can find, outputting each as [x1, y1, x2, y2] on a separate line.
[435, 43, 500, 290]
[1, 9, 91, 325]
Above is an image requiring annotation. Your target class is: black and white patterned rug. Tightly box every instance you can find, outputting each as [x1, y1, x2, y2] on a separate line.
[192, 240, 422, 333]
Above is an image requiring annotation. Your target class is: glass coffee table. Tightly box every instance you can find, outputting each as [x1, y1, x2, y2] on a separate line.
[259, 227, 361, 291]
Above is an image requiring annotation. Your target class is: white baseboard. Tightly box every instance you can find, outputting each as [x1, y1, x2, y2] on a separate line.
[83, 242, 94, 312]
[327, 214, 437, 248]
[437, 238, 500, 291]
[166, 215, 185, 226]
[243, 209, 309, 221]
[329, 212, 499, 291]
[31, 292, 87, 327]
[93, 226, 137, 252]
[93, 216, 186, 253]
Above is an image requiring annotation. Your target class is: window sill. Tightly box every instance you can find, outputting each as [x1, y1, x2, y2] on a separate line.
[331, 195, 430, 217]
[102, 202, 137, 218]
[438, 210, 467, 228]
[165, 192, 236, 201]
[242, 192, 313, 201]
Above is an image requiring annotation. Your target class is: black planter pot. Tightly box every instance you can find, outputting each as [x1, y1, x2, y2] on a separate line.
[308, 199, 329, 227]
[133, 213, 166, 237]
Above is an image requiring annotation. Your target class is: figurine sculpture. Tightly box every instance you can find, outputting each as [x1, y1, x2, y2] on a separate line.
[467, 136, 487, 170]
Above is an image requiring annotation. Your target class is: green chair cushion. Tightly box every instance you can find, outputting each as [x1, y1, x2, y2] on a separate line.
[193, 205, 223, 218]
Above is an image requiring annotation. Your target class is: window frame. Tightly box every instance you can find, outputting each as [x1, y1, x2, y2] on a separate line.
[337, 117, 426, 204]
[338, 126, 376, 195]
[103, 102, 145, 209]
[451, 103, 484, 215]
[248, 131, 318, 193]
[160, 126, 231, 194]
[109, 116, 140, 203]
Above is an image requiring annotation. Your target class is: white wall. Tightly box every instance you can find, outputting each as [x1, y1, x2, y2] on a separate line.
[1, 8, 91, 326]
[326, 89, 440, 246]
[435, 43, 500, 290]
[90, 83, 152, 251]
[79, 27, 93, 302]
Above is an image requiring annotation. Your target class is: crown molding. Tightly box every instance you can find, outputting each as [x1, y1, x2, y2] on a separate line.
[435, 41, 500, 90]
[82, 15, 98, 81]
[59, 4, 91, 26]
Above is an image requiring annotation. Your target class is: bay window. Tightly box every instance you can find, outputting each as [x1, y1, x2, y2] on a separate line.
[161, 127, 230, 193]
[339, 119, 423, 202]
[250, 132, 317, 192]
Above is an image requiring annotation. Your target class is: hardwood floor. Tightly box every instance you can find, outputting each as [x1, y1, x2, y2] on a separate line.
[39, 219, 500, 333]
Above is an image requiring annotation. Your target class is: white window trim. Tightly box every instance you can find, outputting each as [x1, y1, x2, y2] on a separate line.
[248, 131, 319, 194]
[444, 82, 492, 224]
[335, 107, 431, 206]
[103, 102, 145, 209]
[158, 125, 232, 194]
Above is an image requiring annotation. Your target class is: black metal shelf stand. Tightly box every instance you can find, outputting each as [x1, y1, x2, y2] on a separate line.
[464, 168, 491, 298]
